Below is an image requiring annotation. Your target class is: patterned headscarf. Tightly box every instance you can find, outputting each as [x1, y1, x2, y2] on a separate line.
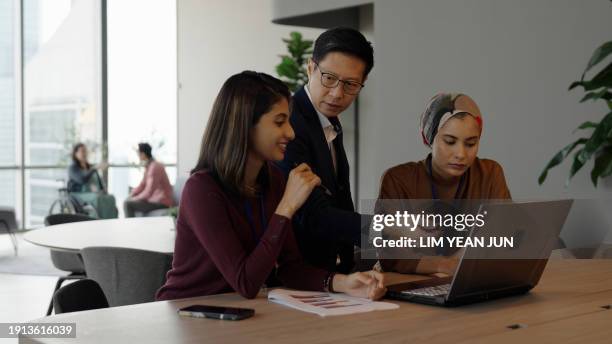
[419, 93, 483, 147]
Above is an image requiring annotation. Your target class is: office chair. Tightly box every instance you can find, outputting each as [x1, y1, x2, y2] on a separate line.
[82, 246, 173, 307]
[53, 278, 109, 314]
[44, 213, 95, 315]
[0, 207, 18, 256]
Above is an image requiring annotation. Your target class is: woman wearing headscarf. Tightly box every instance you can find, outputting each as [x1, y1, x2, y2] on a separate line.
[376, 93, 511, 274]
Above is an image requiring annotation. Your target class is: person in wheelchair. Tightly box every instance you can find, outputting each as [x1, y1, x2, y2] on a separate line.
[68, 143, 107, 193]
[65, 143, 118, 219]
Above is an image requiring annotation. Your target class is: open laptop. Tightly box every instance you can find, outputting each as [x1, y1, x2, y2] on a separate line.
[385, 200, 573, 307]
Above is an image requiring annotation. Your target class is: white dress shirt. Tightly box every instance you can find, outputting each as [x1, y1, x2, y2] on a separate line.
[304, 86, 338, 174]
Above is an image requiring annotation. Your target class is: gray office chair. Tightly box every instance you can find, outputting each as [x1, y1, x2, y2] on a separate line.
[53, 278, 109, 314]
[0, 207, 18, 256]
[44, 213, 95, 315]
[81, 246, 173, 307]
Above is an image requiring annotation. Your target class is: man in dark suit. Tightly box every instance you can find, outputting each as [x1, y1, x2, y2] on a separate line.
[277, 27, 374, 274]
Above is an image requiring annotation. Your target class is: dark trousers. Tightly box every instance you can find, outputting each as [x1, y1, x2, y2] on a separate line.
[123, 199, 168, 218]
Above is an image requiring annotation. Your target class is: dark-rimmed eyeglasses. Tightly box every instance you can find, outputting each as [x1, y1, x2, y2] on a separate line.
[314, 62, 364, 95]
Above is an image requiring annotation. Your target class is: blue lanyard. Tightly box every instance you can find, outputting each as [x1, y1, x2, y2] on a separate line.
[427, 157, 466, 200]
[244, 193, 267, 245]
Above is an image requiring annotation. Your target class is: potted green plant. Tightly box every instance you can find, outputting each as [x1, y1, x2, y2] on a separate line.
[276, 32, 313, 92]
[539, 40, 612, 187]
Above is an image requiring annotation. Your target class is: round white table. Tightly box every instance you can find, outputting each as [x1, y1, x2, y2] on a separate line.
[23, 216, 176, 253]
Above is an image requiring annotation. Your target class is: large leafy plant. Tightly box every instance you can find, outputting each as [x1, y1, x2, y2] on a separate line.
[276, 32, 313, 92]
[539, 40, 612, 187]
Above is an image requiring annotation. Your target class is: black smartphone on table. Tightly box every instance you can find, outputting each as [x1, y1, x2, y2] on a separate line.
[177, 305, 255, 321]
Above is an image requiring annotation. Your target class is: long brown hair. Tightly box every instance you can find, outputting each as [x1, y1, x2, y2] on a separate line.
[71, 143, 90, 169]
[192, 71, 291, 195]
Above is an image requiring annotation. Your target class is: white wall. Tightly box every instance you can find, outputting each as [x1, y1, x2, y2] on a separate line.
[180, 0, 612, 203]
[360, 0, 612, 200]
[177, 0, 323, 176]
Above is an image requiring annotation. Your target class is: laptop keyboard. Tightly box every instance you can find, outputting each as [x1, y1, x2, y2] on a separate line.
[402, 283, 451, 297]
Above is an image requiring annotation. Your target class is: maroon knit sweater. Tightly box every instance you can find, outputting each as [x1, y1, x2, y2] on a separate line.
[156, 163, 328, 300]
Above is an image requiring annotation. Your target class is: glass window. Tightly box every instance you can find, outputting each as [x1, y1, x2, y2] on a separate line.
[0, 0, 19, 168]
[1, 0, 176, 228]
[106, 0, 177, 218]
[25, 168, 65, 227]
[22, 0, 102, 227]
[0, 1, 21, 226]
[107, 0, 177, 165]
[23, 0, 103, 166]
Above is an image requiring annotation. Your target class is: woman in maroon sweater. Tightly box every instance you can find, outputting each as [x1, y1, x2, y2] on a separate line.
[156, 71, 386, 300]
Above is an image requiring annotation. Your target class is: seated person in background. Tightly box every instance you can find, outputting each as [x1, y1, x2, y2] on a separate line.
[156, 71, 386, 301]
[67, 143, 107, 193]
[124, 143, 174, 217]
[377, 93, 511, 274]
[67, 143, 118, 218]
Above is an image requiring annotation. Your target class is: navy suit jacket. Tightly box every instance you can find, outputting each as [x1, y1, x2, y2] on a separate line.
[277, 87, 361, 274]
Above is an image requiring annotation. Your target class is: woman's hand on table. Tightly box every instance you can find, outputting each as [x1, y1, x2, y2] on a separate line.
[332, 271, 387, 300]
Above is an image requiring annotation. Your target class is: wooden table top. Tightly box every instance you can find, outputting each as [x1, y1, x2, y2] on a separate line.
[22, 216, 176, 253]
[21, 259, 612, 343]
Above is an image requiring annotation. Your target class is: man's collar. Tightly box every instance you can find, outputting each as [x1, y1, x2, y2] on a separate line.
[304, 84, 334, 130]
